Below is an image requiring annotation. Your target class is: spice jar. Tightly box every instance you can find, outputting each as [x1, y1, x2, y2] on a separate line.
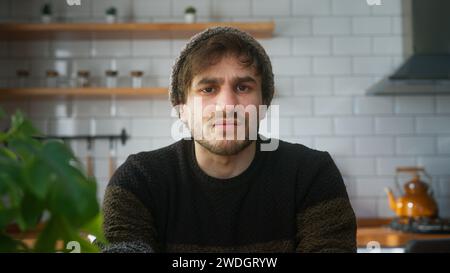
[45, 69, 59, 88]
[77, 70, 90, 88]
[105, 70, 118, 88]
[130, 70, 144, 88]
[16, 69, 30, 88]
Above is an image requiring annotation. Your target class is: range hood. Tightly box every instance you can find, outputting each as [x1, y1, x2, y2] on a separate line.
[368, 0, 450, 95]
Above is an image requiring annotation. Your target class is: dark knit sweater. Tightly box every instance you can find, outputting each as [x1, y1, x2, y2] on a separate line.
[102, 138, 357, 253]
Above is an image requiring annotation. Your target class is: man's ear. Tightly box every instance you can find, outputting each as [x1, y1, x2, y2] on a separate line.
[179, 104, 189, 123]
[259, 103, 268, 121]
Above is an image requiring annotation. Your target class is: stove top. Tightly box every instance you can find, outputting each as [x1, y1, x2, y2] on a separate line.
[389, 217, 450, 234]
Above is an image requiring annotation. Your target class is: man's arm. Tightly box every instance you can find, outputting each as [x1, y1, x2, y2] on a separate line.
[295, 152, 357, 253]
[102, 156, 161, 253]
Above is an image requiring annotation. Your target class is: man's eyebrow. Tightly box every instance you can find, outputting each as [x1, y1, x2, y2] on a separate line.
[234, 76, 257, 84]
[195, 77, 224, 86]
[195, 76, 257, 86]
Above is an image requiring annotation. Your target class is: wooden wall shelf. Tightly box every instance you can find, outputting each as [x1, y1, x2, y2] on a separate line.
[0, 87, 168, 98]
[0, 22, 274, 40]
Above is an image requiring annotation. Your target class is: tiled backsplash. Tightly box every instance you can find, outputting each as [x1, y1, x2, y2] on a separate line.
[1, 0, 449, 218]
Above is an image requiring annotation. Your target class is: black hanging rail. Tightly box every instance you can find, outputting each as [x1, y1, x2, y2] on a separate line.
[34, 128, 129, 145]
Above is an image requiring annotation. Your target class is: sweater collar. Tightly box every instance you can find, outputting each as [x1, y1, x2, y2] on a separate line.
[183, 137, 266, 188]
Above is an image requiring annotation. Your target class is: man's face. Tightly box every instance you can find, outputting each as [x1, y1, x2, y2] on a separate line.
[180, 54, 263, 156]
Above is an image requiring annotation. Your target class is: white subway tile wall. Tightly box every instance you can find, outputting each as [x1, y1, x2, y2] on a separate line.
[294, 77, 332, 96]
[314, 137, 354, 156]
[251, 0, 291, 17]
[394, 96, 435, 114]
[333, 37, 371, 56]
[437, 96, 450, 114]
[172, 0, 211, 17]
[1, 0, 449, 217]
[293, 0, 331, 16]
[293, 37, 331, 56]
[313, 17, 351, 35]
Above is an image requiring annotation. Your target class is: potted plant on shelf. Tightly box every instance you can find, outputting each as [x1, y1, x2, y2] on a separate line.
[41, 3, 52, 24]
[0, 108, 106, 253]
[105, 6, 117, 23]
[184, 6, 197, 23]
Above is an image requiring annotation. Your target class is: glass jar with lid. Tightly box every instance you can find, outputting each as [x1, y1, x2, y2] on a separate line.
[105, 70, 118, 88]
[16, 69, 30, 88]
[45, 69, 59, 88]
[77, 70, 90, 88]
[130, 70, 144, 88]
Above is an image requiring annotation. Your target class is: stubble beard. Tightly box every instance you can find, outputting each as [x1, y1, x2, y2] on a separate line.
[192, 115, 256, 156]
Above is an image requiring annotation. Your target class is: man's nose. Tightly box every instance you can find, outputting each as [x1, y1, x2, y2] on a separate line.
[215, 86, 238, 110]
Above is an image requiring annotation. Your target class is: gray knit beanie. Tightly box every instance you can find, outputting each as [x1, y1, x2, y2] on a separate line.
[169, 26, 275, 107]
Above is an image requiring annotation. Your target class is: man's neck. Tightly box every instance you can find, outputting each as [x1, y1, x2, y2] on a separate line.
[194, 141, 256, 179]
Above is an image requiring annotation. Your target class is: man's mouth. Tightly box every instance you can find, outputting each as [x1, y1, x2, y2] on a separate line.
[213, 119, 242, 127]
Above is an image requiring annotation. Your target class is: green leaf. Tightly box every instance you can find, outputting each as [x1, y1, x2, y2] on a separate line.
[41, 140, 74, 164]
[0, 147, 17, 160]
[77, 237, 100, 253]
[5, 110, 40, 142]
[15, 212, 27, 231]
[39, 141, 99, 227]
[0, 107, 6, 141]
[0, 233, 21, 253]
[0, 106, 5, 119]
[7, 138, 41, 162]
[0, 174, 24, 208]
[0, 155, 21, 172]
[58, 218, 100, 253]
[81, 213, 107, 245]
[48, 173, 99, 227]
[34, 217, 59, 252]
[0, 208, 18, 231]
[23, 157, 53, 200]
[19, 193, 44, 230]
[10, 110, 25, 129]
[0, 110, 102, 253]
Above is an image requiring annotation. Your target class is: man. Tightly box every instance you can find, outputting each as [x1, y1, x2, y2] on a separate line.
[102, 27, 356, 253]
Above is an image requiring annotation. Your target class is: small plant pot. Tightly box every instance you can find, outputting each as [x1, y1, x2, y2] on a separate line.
[184, 13, 196, 23]
[106, 14, 117, 24]
[41, 15, 52, 24]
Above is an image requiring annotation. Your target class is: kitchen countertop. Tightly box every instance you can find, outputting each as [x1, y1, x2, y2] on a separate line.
[357, 218, 450, 248]
[9, 218, 450, 251]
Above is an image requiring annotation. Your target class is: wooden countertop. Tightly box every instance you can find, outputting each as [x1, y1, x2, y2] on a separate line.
[9, 219, 450, 249]
[357, 218, 450, 248]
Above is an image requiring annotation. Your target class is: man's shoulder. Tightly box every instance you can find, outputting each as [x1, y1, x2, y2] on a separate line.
[253, 137, 332, 181]
[115, 139, 187, 180]
[129, 140, 185, 166]
[274, 138, 329, 162]
[275, 139, 347, 209]
[263, 138, 337, 179]
[108, 140, 186, 190]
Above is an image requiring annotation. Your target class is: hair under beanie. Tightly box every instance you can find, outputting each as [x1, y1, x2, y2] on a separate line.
[169, 26, 275, 107]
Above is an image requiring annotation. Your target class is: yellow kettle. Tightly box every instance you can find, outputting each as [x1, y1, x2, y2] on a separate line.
[385, 167, 438, 218]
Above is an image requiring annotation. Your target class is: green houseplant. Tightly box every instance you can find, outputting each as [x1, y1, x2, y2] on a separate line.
[41, 3, 52, 23]
[184, 6, 197, 23]
[0, 108, 105, 252]
[105, 6, 117, 23]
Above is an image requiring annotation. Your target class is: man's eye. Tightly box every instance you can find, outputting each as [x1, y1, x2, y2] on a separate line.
[201, 87, 215, 94]
[236, 85, 250, 92]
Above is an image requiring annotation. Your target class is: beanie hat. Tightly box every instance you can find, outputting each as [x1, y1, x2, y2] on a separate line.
[169, 26, 275, 107]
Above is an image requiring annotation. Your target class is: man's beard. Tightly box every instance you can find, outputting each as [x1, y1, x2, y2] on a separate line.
[190, 111, 257, 156]
[195, 138, 253, 156]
